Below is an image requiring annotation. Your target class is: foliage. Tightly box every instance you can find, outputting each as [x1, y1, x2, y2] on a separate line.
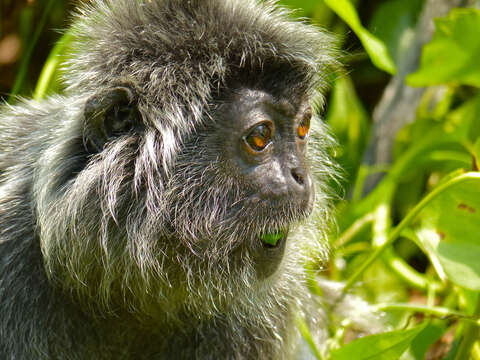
[3, 0, 480, 358]
[297, 2, 480, 359]
[407, 9, 480, 87]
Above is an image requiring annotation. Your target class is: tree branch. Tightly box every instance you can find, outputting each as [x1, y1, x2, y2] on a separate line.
[361, 0, 470, 194]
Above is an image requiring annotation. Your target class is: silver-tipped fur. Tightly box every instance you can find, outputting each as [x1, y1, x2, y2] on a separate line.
[0, 1, 343, 359]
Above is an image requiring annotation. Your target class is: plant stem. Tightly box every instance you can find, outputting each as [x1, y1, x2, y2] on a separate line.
[455, 295, 480, 360]
[375, 303, 480, 326]
[383, 247, 444, 292]
[333, 212, 374, 248]
[8, 0, 55, 103]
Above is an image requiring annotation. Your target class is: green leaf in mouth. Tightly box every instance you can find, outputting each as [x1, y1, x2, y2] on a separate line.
[260, 232, 284, 247]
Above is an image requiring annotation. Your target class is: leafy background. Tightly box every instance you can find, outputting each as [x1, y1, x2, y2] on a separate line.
[2, 0, 480, 359]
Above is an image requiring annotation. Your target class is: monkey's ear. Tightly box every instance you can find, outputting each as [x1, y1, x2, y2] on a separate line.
[83, 87, 142, 153]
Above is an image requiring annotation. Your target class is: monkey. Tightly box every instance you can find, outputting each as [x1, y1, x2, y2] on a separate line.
[0, 0, 348, 359]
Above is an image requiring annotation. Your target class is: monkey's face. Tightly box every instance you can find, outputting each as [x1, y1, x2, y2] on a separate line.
[37, 83, 322, 313]
[168, 88, 315, 279]
[224, 89, 314, 209]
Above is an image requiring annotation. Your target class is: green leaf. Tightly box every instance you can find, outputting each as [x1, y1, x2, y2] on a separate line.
[331, 323, 427, 360]
[408, 322, 446, 360]
[407, 9, 480, 87]
[324, 0, 396, 74]
[441, 93, 480, 145]
[9, 0, 56, 103]
[368, 0, 423, 64]
[260, 232, 283, 246]
[416, 172, 480, 290]
[297, 316, 323, 360]
[326, 76, 370, 186]
[34, 31, 74, 100]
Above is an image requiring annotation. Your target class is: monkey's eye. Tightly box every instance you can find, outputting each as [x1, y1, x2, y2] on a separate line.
[244, 123, 272, 152]
[297, 107, 312, 139]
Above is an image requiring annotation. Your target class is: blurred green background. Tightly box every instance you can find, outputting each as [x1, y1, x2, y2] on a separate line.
[0, 0, 396, 106]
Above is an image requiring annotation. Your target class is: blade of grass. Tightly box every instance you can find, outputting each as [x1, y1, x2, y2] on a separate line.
[297, 315, 324, 360]
[8, 0, 56, 103]
[34, 31, 73, 100]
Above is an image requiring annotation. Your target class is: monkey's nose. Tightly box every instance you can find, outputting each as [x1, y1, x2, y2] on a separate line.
[288, 167, 311, 199]
[290, 167, 305, 186]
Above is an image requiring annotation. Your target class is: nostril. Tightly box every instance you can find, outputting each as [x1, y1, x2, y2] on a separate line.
[291, 168, 304, 186]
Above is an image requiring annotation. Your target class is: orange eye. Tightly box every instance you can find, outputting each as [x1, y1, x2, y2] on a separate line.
[245, 123, 272, 151]
[297, 107, 312, 139]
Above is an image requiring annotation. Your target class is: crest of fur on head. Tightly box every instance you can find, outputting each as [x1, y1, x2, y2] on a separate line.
[24, 0, 346, 357]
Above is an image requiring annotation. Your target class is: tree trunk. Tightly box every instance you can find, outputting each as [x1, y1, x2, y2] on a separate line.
[361, 0, 471, 194]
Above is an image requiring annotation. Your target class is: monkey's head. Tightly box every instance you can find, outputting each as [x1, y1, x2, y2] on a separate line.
[35, 0, 337, 320]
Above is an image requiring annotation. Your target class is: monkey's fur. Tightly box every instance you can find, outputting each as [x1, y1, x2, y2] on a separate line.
[0, 0, 352, 359]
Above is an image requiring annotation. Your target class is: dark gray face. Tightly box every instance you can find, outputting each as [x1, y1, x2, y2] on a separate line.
[211, 89, 315, 277]
[223, 89, 313, 202]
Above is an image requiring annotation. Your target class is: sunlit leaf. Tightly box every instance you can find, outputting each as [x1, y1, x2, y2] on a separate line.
[416, 173, 480, 290]
[34, 31, 73, 100]
[407, 9, 480, 87]
[324, 0, 396, 74]
[331, 323, 427, 360]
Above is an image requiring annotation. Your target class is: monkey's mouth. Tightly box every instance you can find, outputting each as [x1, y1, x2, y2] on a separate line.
[260, 230, 287, 249]
[254, 229, 289, 279]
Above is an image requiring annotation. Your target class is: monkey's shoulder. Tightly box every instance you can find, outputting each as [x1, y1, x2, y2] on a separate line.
[0, 97, 77, 171]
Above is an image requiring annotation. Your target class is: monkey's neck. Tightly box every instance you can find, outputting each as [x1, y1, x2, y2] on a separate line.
[3, 232, 301, 359]
[84, 305, 299, 359]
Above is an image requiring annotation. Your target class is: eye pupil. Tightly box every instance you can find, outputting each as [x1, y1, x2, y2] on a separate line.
[246, 124, 272, 151]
